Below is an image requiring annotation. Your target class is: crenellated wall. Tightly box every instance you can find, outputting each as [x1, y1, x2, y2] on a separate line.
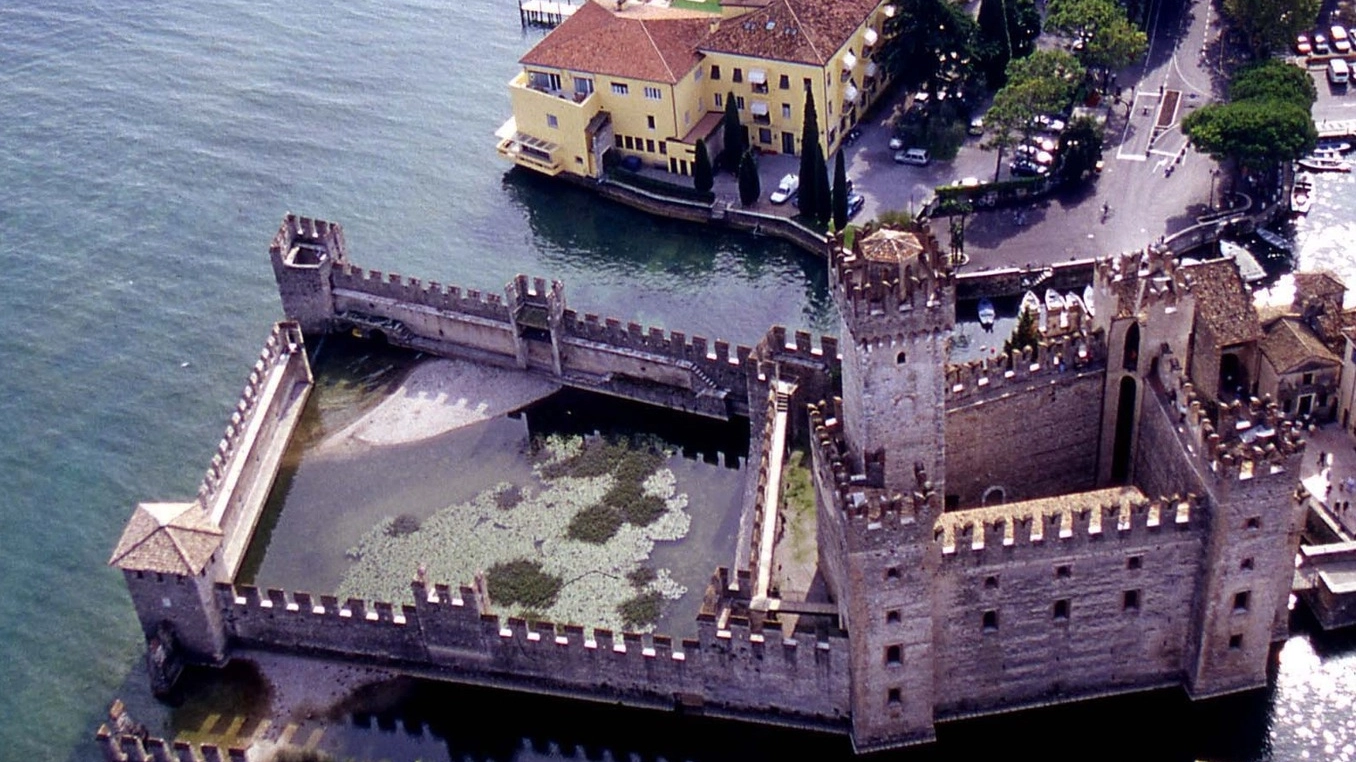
[211, 575, 851, 731]
[195, 322, 311, 580]
[930, 488, 1207, 715]
[97, 725, 245, 762]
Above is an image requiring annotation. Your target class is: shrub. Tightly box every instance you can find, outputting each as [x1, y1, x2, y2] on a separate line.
[486, 559, 563, 609]
[566, 504, 624, 544]
[385, 514, 421, 537]
[619, 590, 664, 630]
[627, 566, 658, 588]
[495, 484, 523, 510]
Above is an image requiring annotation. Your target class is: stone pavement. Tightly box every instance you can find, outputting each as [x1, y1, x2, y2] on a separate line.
[1299, 423, 1356, 541]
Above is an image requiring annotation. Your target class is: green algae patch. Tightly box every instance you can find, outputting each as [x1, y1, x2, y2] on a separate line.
[337, 434, 690, 632]
[485, 559, 563, 609]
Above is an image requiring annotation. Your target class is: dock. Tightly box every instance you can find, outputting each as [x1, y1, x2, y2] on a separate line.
[520, 0, 580, 27]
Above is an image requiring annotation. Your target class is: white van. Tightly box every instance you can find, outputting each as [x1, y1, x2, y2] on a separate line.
[1332, 25, 1352, 53]
[1329, 58, 1350, 85]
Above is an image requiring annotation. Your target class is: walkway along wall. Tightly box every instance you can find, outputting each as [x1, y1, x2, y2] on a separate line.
[216, 575, 851, 732]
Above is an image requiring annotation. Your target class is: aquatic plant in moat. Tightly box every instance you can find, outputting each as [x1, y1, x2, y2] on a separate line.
[337, 434, 690, 632]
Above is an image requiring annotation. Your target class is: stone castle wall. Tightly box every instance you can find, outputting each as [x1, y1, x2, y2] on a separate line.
[930, 493, 1207, 715]
[215, 578, 851, 731]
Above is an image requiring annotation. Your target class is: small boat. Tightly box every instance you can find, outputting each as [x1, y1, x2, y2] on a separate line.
[1291, 173, 1314, 214]
[1316, 138, 1352, 153]
[1045, 288, 1065, 313]
[1255, 228, 1293, 253]
[1065, 291, 1086, 316]
[1020, 290, 1041, 316]
[977, 297, 996, 328]
[1082, 284, 1095, 317]
[1297, 155, 1352, 172]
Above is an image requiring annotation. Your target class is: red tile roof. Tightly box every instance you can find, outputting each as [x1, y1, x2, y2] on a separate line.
[520, 0, 712, 84]
[699, 0, 878, 66]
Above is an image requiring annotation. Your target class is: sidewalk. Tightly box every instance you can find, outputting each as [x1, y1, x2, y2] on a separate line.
[1299, 423, 1356, 540]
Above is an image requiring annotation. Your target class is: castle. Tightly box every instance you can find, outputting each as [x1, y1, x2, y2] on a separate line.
[109, 214, 1311, 755]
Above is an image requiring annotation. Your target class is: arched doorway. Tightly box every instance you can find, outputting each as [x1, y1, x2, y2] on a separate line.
[1111, 376, 1137, 483]
[981, 486, 1007, 506]
[1219, 353, 1246, 398]
[1122, 322, 1140, 372]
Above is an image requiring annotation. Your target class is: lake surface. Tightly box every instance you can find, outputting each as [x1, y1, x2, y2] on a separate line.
[0, 1, 1352, 760]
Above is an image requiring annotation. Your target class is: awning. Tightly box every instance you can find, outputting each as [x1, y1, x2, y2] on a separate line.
[882, 4, 897, 17]
[748, 69, 767, 85]
[844, 83, 860, 103]
[864, 28, 878, 46]
[750, 101, 770, 116]
[842, 51, 858, 70]
[495, 117, 518, 141]
[866, 62, 878, 78]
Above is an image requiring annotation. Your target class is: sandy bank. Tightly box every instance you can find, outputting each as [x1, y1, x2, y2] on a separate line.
[322, 358, 560, 451]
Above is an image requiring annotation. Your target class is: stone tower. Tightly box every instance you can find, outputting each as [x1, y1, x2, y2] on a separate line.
[817, 223, 954, 750]
[269, 213, 346, 334]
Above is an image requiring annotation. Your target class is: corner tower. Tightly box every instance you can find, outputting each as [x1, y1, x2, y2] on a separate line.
[269, 213, 346, 335]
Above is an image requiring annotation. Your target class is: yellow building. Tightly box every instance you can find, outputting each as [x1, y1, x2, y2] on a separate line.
[496, 0, 896, 179]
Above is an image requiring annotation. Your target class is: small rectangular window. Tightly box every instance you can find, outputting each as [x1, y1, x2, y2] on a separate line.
[736, 96, 745, 110]
[984, 575, 999, 589]
[611, 82, 629, 95]
[614, 135, 623, 148]
[885, 566, 900, 580]
[647, 115, 656, 130]
[1056, 564, 1072, 579]
[782, 103, 792, 120]
[1127, 555, 1143, 570]
[758, 127, 772, 143]
[780, 74, 791, 89]
[646, 138, 655, 152]
[714, 92, 723, 108]
[644, 86, 662, 101]
[1241, 557, 1255, 570]
[624, 136, 634, 149]
[1229, 634, 1244, 650]
[1053, 599, 1070, 620]
[1245, 517, 1261, 530]
[733, 68, 744, 83]
[885, 645, 901, 665]
[982, 610, 998, 631]
[659, 142, 667, 155]
[1233, 591, 1250, 612]
[546, 114, 558, 128]
[1124, 590, 1140, 611]
[711, 65, 721, 80]
[886, 609, 901, 624]
[803, 77, 812, 92]
[887, 688, 902, 705]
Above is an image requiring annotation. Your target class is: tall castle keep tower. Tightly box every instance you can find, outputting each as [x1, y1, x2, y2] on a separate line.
[269, 213, 347, 334]
[815, 223, 954, 750]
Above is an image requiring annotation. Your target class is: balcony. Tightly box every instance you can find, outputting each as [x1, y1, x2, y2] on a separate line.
[496, 116, 563, 176]
[511, 70, 599, 109]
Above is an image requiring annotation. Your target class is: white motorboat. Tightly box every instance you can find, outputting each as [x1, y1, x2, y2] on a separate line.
[1082, 284, 1095, 317]
[977, 297, 996, 328]
[1292, 173, 1314, 214]
[1297, 155, 1351, 173]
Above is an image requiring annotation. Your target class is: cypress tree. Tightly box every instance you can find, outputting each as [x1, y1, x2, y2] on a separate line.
[737, 149, 761, 205]
[977, 0, 1012, 87]
[693, 139, 714, 194]
[832, 150, 849, 230]
[721, 93, 743, 173]
[814, 147, 832, 225]
[798, 90, 820, 217]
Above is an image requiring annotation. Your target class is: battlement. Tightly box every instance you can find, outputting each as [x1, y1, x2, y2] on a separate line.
[195, 322, 307, 513]
[331, 263, 513, 322]
[1159, 365, 1305, 483]
[97, 726, 244, 762]
[830, 222, 955, 339]
[944, 330, 1107, 405]
[270, 213, 347, 268]
[1093, 245, 1189, 318]
[807, 401, 935, 527]
[934, 487, 1202, 560]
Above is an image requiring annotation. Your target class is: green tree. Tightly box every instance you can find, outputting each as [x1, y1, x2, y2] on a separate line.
[798, 90, 821, 218]
[832, 150, 849, 230]
[814, 148, 832, 225]
[1229, 60, 1317, 109]
[1004, 303, 1041, 354]
[692, 138, 714, 194]
[737, 149, 761, 205]
[1005, 48, 1086, 108]
[1007, 0, 1041, 59]
[1183, 100, 1316, 171]
[1057, 115, 1105, 182]
[977, 0, 1013, 87]
[882, 0, 980, 93]
[721, 92, 744, 172]
[1046, 0, 1146, 71]
[1223, 0, 1319, 56]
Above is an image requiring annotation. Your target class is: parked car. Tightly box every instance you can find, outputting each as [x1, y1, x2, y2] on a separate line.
[1296, 33, 1313, 55]
[1010, 159, 1050, 177]
[1015, 144, 1056, 166]
[847, 192, 865, 219]
[967, 117, 985, 136]
[888, 135, 905, 150]
[769, 173, 799, 204]
[1031, 114, 1066, 133]
[955, 176, 981, 188]
[1027, 135, 1058, 153]
[1315, 32, 1331, 54]
[1332, 25, 1351, 53]
[894, 147, 931, 165]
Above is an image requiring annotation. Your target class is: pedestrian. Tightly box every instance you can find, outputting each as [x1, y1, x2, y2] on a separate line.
[1319, 450, 1328, 467]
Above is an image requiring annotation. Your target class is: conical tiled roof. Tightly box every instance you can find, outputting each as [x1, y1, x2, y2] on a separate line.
[109, 502, 222, 576]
